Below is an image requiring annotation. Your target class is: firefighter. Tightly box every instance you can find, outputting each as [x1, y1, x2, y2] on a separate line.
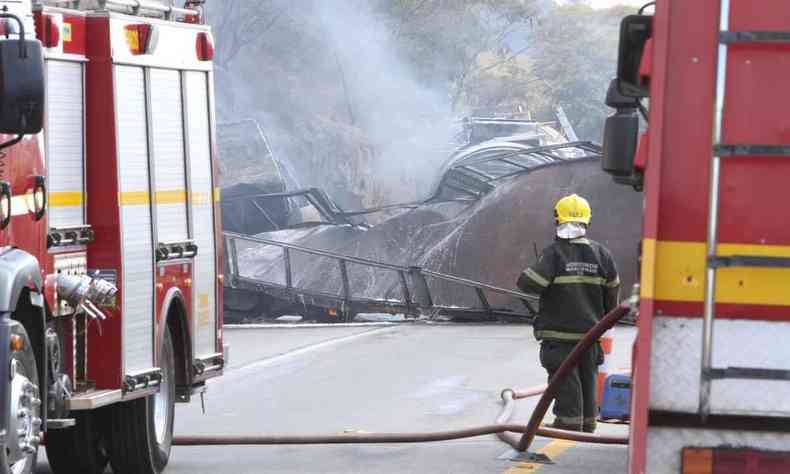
[517, 194, 620, 433]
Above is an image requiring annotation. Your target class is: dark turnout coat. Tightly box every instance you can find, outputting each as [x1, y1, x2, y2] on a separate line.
[517, 237, 620, 341]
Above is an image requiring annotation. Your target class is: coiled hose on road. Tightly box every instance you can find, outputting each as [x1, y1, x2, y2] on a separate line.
[174, 305, 631, 451]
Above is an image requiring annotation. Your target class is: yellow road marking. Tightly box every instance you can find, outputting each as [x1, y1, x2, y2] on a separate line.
[503, 439, 577, 473]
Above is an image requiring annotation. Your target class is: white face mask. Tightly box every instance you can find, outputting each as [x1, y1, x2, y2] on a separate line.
[556, 222, 587, 239]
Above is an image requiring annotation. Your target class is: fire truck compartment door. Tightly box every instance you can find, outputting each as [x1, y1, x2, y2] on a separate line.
[149, 68, 188, 243]
[185, 71, 216, 358]
[46, 60, 85, 227]
[115, 65, 154, 373]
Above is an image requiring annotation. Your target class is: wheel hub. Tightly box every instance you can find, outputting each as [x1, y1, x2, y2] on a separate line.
[7, 359, 42, 472]
[153, 364, 171, 445]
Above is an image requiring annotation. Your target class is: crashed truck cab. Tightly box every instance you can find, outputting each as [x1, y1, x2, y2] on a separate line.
[0, 0, 225, 472]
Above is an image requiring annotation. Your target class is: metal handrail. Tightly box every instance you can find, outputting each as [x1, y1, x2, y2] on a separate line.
[421, 269, 537, 302]
[224, 232, 412, 273]
[223, 231, 537, 320]
[44, 0, 201, 18]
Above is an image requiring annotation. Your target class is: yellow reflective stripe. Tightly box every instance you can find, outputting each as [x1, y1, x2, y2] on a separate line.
[642, 238, 790, 306]
[554, 275, 606, 285]
[192, 191, 212, 206]
[119, 191, 150, 206]
[49, 192, 83, 208]
[214, 187, 221, 203]
[606, 276, 621, 288]
[525, 268, 551, 287]
[155, 190, 187, 205]
[641, 238, 657, 298]
[119, 190, 191, 206]
[570, 238, 591, 245]
[535, 330, 586, 342]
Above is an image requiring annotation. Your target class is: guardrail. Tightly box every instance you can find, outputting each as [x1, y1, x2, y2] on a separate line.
[223, 231, 538, 322]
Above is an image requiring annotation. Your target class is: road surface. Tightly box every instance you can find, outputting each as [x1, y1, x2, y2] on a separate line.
[39, 322, 633, 473]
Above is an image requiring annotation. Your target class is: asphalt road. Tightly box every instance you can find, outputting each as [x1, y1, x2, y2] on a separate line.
[38, 322, 633, 474]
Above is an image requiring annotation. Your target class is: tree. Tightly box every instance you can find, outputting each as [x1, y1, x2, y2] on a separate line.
[524, 4, 631, 140]
[370, 0, 539, 109]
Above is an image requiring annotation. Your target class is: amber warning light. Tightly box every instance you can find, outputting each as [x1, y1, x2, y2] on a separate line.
[683, 447, 790, 474]
[125, 24, 153, 55]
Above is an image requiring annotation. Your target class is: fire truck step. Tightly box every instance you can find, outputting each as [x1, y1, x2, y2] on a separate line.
[46, 418, 76, 430]
[713, 144, 790, 157]
[707, 255, 790, 268]
[719, 31, 790, 44]
[704, 367, 790, 381]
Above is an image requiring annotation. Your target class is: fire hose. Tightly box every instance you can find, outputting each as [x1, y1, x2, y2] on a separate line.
[173, 305, 631, 449]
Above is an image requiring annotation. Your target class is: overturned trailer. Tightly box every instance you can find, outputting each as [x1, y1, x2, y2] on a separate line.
[222, 138, 642, 323]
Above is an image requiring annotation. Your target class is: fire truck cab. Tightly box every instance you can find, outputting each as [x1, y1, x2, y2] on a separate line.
[0, 1, 223, 473]
[604, 1, 790, 473]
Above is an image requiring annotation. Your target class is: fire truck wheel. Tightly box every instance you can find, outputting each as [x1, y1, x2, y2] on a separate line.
[107, 326, 176, 474]
[0, 322, 42, 474]
[45, 411, 110, 474]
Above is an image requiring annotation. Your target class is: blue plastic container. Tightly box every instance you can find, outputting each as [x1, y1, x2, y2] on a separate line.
[599, 374, 632, 420]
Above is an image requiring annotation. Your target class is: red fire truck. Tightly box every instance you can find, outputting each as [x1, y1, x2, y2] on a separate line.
[0, 1, 224, 473]
[603, 1, 790, 472]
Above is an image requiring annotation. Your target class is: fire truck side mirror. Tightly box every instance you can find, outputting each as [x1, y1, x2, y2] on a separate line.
[0, 38, 45, 135]
[617, 14, 653, 98]
[602, 80, 640, 179]
[602, 111, 639, 178]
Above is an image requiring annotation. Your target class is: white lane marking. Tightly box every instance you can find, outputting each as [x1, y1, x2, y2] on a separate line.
[224, 322, 397, 330]
[220, 326, 397, 378]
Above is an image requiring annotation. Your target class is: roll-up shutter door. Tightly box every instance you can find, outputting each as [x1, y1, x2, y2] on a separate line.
[115, 65, 154, 374]
[46, 60, 85, 228]
[184, 71, 216, 357]
[149, 68, 188, 243]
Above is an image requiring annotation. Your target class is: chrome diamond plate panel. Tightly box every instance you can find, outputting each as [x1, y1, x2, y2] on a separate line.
[650, 317, 790, 416]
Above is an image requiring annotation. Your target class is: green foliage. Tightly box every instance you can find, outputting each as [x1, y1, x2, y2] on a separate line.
[369, 1, 629, 140]
[526, 5, 630, 140]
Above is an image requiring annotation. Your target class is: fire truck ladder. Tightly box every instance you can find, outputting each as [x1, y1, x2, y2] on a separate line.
[223, 231, 538, 323]
[699, 0, 790, 419]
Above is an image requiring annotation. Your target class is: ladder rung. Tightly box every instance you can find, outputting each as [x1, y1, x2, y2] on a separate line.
[709, 255, 790, 269]
[704, 367, 790, 381]
[714, 144, 790, 157]
[720, 31, 790, 44]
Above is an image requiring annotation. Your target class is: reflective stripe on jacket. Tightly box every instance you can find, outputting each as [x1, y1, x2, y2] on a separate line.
[517, 237, 620, 339]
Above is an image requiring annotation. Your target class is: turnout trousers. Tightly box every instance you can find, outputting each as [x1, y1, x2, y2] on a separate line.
[539, 340, 600, 432]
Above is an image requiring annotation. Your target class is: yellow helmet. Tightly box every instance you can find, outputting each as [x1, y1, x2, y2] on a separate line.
[554, 194, 591, 225]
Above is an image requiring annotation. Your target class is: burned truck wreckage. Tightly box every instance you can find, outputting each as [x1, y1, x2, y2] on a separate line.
[221, 120, 642, 323]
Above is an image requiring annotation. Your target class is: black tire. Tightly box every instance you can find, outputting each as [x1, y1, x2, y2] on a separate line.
[45, 410, 110, 474]
[106, 326, 176, 474]
[0, 322, 41, 474]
